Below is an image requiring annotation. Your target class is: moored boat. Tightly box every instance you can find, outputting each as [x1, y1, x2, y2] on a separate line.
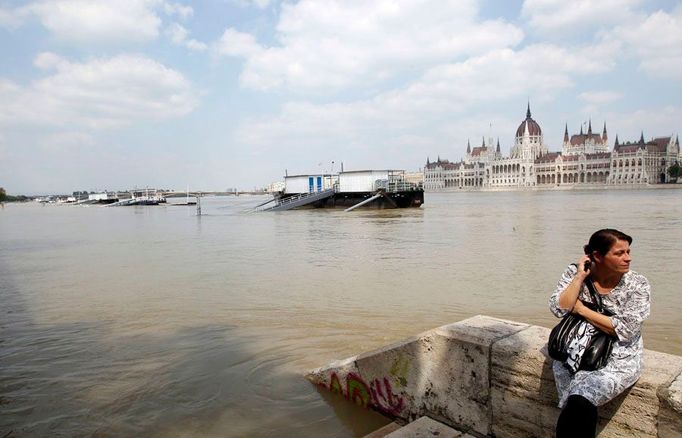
[263, 169, 423, 211]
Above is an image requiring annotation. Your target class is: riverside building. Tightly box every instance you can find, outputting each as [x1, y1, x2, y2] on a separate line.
[424, 105, 680, 191]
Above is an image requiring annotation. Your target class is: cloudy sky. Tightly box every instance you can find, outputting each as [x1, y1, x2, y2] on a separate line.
[1, 0, 681, 194]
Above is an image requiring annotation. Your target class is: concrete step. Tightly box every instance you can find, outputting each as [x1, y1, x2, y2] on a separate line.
[364, 416, 475, 438]
[362, 422, 401, 438]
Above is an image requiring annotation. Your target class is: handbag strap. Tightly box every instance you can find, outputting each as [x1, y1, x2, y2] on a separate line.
[583, 277, 604, 312]
[570, 263, 604, 312]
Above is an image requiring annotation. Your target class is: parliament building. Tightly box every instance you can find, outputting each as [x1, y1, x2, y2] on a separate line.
[424, 105, 680, 191]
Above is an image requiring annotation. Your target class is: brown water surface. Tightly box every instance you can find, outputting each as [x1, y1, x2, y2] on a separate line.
[1, 190, 680, 436]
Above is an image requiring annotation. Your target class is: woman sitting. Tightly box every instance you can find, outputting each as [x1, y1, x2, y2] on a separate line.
[549, 229, 650, 437]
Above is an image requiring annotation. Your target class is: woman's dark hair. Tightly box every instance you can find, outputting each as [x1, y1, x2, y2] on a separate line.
[584, 229, 632, 257]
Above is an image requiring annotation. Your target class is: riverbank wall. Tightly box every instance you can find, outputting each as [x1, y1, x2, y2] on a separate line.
[426, 183, 682, 193]
[306, 315, 682, 437]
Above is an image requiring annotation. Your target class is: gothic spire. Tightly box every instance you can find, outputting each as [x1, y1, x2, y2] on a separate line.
[602, 122, 608, 142]
[467, 139, 471, 153]
[639, 131, 645, 145]
[588, 119, 592, 135]
[426, 157, 430, 165]
[526, 101, 531, 119]
[564, 123, 569, 143]
[496, 138, 500, 153]
[481, 136, 485, 148]
[580, 125, 583, 136]
[614, 135, 619, 147]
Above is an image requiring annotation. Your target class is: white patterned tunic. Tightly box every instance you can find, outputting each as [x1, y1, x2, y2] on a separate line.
[548, 264, 651, 408]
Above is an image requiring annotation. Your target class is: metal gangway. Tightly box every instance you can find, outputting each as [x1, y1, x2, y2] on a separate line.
[344, 192, 383, 212]
[259, 188, 336, 212]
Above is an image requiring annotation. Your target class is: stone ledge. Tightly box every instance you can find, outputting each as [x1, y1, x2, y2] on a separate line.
[307, 315, 682, 437]
[383, 416, 463, 438]
[362, 422, 402, 438]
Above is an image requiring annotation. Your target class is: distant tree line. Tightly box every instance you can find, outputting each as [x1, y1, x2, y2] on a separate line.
[0, 187, 30, 203]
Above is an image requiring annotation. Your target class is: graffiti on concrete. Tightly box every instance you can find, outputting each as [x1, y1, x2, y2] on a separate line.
[329, 372, 343, 396]
[370, 376, 404, 416]
[389, 354, 410, 387]
[324, 371, 405, 416]
[347, 372, 371, 408]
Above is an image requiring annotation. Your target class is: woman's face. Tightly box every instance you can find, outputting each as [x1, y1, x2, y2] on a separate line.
[597, 239, 631, 274]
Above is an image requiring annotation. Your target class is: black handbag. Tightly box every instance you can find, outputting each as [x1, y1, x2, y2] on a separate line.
[548, 275, 615, 372]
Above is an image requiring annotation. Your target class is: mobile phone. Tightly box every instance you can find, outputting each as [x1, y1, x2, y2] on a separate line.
[584, 260, 591, 271]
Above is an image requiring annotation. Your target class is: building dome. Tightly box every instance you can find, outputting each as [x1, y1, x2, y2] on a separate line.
[515, 104, 542, 137]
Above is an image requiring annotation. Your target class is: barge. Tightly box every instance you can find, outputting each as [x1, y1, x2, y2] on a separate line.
[261, 169, 423, 211]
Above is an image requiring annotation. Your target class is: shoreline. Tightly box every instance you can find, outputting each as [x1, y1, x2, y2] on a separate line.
[426, 183, 682, 193]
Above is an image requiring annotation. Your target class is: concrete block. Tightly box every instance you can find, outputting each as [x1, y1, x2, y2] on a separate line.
[307, 315, 682, 437]
[657, 370, 682, 438]
[306, 331, 436, 422]
[596, 350, 682, 437]
[435, 315, 529, 347]
[491, 325, 558, 437]
[306, 316, 528, 435]
[362, 422, 402, 438]
[430, 316, 529, 436]
[384, 416, 462, 438]
[491, 325, 682, 438]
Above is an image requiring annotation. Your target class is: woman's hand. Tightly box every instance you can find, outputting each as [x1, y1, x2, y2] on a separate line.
[577, 255, 592, 278]
[558, 256, 592, 311]
[572, 299, 585, 315]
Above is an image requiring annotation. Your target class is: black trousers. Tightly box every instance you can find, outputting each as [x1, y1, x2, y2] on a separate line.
[556, 394, 598, 438]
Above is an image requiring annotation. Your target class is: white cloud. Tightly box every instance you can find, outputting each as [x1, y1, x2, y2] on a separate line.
[0, 53, 199, 129]
[166, 22, 207, 51]
[19, 0, 162, 44]
[521, 0, 643, 36]
[578, 90, 624, 115]
[40, 131, 95, 153]
[167, 22, 189, 43]
[578, 91, 623, 105]
[163, 1, 193, 19]
[522, 1, 682, 80]
[411, 43, 615, 107]
[234, 41, 621, 164]
[604, 106, 682, 141]
[217, 0, 524, 92]
[34, 52, 68, 70]
[214, 28, 263, 57]
[251, 0, 271, 9]
[229, 0, 272, 9]
[609, 7, 682, 80]
[0, 6, 23, 29]
[4, 0, 191, 45]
